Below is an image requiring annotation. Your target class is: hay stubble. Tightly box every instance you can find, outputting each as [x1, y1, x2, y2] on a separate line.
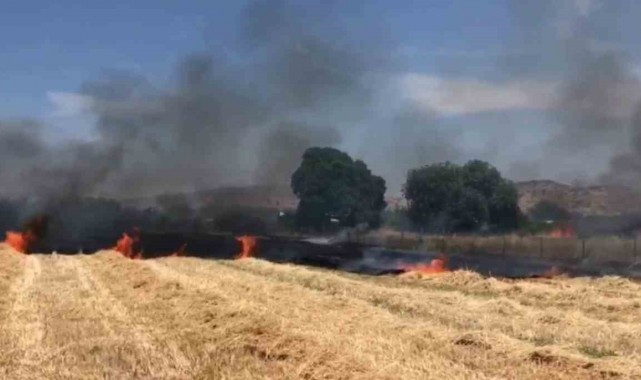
[0, 247, 638, 379]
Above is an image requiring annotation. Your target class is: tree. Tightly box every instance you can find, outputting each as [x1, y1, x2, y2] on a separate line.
[462, 160, 502, 199]
[291, 147, 386, 230]
[403, 162, 463, 230]
[488, 180, 522, 231]
[403, 160, 521, 233]
[448, 188, 488, 232]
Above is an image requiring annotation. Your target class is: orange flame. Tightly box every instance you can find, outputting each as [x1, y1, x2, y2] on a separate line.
[549, 226, 575, 238]
[236, 235, 258, 259]
[114, 229, 142, 259]
[4, 231, 37, 253]
[4, 215, 49, 254]
[402, 255, 449, 275]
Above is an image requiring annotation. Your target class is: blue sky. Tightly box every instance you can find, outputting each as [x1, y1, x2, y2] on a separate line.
[0, 1, 517, 119]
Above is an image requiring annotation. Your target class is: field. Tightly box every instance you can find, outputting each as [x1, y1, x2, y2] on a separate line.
[1, 246, 640, 379]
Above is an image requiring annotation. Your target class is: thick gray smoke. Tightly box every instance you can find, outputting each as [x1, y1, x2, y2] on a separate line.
[506, 0, 641, 186]
[255, 123, 341, 186]
[6, 0, 641, 206]
[0, 0, 386, 201]
[360, 105, 461, 192]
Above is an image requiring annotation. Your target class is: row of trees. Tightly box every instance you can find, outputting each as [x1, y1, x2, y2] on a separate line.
[290, 147, 523, 233]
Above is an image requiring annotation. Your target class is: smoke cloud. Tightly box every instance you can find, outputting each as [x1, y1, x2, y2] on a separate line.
[505, 0, 641, 186]
[0, 0, 388, 201]
[4, 0, 641, 207]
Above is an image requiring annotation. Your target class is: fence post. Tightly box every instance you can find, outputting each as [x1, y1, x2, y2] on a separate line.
[539, 237, 543, 258]
[634, 237, 637, 258]
[581, 239, 586, 259]
[502, 236, 506, 256]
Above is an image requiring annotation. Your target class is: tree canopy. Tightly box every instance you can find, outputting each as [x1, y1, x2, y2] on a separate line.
[291, 147, 386, 230]
[403, 160, 520, 233]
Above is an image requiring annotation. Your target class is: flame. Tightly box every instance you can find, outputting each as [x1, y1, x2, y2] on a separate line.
[3, 215, 49, 254]
[114, 228, 142, 259]
[549, 225, 575, 238]
[4, 231, 37, 253]
[236, 235, 258, 259]
[402, 255, 449, 275]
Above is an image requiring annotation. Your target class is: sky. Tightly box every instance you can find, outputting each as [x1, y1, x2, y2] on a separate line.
[0, 1, 510, 115]
[2, 0, 641, 195]
[0, 1, 529, 123]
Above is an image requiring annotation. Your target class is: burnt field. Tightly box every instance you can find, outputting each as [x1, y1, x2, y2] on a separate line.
[1, 246, 641, 379]
[2, 217, 641, 379]
[9, 228, 641, 279]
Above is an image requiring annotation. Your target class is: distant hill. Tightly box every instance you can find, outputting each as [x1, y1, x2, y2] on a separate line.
[120, 180, 641, 218]
[516, 180, 641, 216]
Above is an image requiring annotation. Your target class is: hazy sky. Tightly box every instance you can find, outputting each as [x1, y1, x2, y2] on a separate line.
[2, 0, 641, 195]
[0, 1, 513, 117]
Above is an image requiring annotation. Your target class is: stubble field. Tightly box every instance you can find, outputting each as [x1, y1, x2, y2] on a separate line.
[0, 246, 640, 379]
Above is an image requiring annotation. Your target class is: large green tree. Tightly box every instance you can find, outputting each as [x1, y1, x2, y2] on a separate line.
[291, 147, 386, 230]
[403, 160, 520, 233]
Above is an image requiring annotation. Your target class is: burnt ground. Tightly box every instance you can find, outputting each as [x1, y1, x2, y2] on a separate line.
[25, 232, 641, 280]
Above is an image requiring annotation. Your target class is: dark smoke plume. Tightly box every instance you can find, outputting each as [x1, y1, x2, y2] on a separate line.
[506, 0, 641, 186]
[9, 0, 641, 209]
[0, 0, 387, 204]
[255, 123, 341, 186]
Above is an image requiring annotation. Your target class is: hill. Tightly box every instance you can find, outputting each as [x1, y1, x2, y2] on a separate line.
[516, 180, 641, 216]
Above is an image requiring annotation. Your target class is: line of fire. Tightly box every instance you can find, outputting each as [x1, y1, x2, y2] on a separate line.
[2, 181, 640, 280]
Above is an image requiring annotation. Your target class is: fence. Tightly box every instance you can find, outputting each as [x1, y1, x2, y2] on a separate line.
[361, 231, 641, 264]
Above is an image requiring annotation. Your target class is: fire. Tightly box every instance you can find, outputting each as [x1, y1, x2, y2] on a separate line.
[402, 255, 449, 275]
[236, 235, 258, 259]
[549, 225, 575, 238]
[3, 215, 49, 254]
[114, 228, 142, 259]
[4, 231, 37, 253]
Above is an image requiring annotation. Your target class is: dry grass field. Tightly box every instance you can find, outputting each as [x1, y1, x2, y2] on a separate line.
[1, 245, 640, 379]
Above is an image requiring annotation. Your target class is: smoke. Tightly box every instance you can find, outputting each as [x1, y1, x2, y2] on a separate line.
[0, 0, 388, 202]
[365, 105, 461, 192]
[506, 0, 641, 186]
[255, 123, 341, 186]
[7, 0, 641, 209]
